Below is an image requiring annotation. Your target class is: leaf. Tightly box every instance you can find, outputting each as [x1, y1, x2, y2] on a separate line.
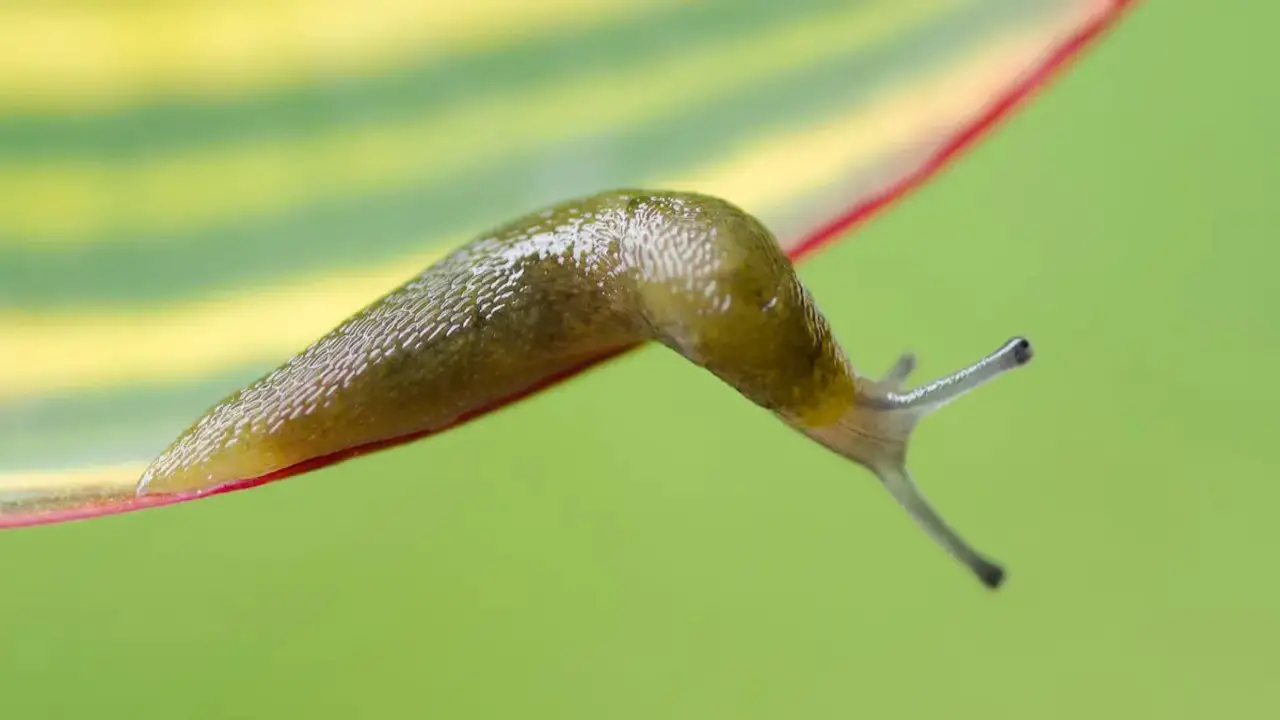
[0, 0, 1138, 527]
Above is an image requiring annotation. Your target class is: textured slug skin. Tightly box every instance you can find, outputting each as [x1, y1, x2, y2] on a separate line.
[138, 190, 856, 495]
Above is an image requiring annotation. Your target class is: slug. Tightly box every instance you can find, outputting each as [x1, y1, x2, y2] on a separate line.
[131, 189, 1032, 588]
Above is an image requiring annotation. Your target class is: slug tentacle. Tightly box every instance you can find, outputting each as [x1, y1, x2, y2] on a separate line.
[879, 352, 918, 388]
[801, 339, 1035, 588]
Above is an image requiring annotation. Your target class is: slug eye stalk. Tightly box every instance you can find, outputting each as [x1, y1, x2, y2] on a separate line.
[805, 338, 1034, 589]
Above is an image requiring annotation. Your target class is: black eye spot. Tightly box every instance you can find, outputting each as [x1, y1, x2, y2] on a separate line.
[1012, 338, 1033, 365]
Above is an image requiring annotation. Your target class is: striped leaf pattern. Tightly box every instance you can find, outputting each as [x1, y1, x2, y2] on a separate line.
[0, 1, 1133, 517]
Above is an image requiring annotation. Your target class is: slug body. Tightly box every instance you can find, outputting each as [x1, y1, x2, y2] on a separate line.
[137, 189, 1031, 587]
[139, 191, 849, 492]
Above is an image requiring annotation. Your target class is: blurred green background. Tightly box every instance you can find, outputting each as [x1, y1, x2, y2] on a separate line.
[2, 1, 1277, 718]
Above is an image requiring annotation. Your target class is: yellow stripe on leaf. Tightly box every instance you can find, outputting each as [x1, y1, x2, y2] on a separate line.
[0, 0, 670, 114]
[0, 248, 449, 400]
[660, 27, 1062, 208]
[0, 462, 146, 494]
[0, 0, 957, 243]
